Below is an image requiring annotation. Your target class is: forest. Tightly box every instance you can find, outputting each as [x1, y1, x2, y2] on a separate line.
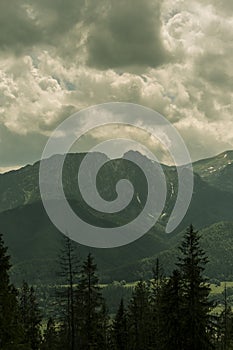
[1, 225, 233, 350]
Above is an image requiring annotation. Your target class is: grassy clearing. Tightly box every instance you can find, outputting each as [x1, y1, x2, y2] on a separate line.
[210, 281, 233, 295]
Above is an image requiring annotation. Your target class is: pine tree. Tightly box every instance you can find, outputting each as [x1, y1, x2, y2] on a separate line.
[75, 253, 106, 350]
[113, 298, 128, 350]
[19, 281, 42, 350]
[0, 233, 25, 349]
[127, 280, 151, 350]
[177, 224, 214, 350]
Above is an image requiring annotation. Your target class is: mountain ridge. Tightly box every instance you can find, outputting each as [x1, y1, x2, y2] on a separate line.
[0, 150, 233, 283]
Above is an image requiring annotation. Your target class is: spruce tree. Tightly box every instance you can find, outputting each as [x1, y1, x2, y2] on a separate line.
[127, 280, 151, 350]
[75, 253, 106, 350]
[159, 269, 184, 350]
[177, 224, 214, 350]
[0, 233, 25, 349]
[113, 298, 128, 350]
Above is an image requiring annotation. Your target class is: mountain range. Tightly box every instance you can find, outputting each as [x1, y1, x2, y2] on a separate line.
[1, 150, 233, 284]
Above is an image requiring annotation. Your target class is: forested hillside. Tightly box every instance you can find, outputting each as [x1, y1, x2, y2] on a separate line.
[1, 225, 233, 349]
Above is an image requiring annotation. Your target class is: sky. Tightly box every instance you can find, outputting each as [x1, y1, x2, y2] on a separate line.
[0, 0, 232, 172]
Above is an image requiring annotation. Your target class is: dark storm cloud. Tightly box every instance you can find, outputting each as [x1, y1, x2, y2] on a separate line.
[0, 0, 169, 69]
[0, 0, 86, 51]
[87, 0, 169, 69]
[32, 0, 86, 39]
[0, 0, 40, 49]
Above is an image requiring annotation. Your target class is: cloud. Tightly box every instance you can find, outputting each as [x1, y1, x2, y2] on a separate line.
[0, 0, 41, 51]
[175, 116, 233, 161]
[0, 124, 47, 167]
[200, 0, 233, 16]
[87, 0, 169, 69]
[0, 0, 91, 61]
[0, 0, 232, 169]
[0, 55, 66, 135]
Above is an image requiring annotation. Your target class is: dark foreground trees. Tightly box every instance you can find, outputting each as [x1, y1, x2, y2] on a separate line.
[159, 269, 184, 350]
[41, 318, 59, 350]
[120, 225, 215, 350]
[75, 253, 108, 349]
[112, 298, 128, 350]
[177, 224, 214, 350]
[217, 284, 233, 350]
[127, 280, 152, 350]
[1, 226, 233, 349]
[56, 236, 79, 350]
[0, 233, 25, 349]
[56, 238, 108, 350]
[0, 233, 43, 349]
[19, 281, 42, 349]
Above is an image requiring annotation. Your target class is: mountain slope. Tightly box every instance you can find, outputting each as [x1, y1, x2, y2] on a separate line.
[193, 150, 233, 193]
[0, 150, 233, 283]
[0, 200, 168, 284]
[131, 221, 233, 281]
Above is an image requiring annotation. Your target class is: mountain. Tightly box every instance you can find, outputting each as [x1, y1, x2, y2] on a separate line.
[0, 150, 233, 283]
[193, 150, 233, 193]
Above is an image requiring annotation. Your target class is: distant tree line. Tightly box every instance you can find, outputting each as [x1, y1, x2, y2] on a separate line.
[1, 225, 233, 349]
